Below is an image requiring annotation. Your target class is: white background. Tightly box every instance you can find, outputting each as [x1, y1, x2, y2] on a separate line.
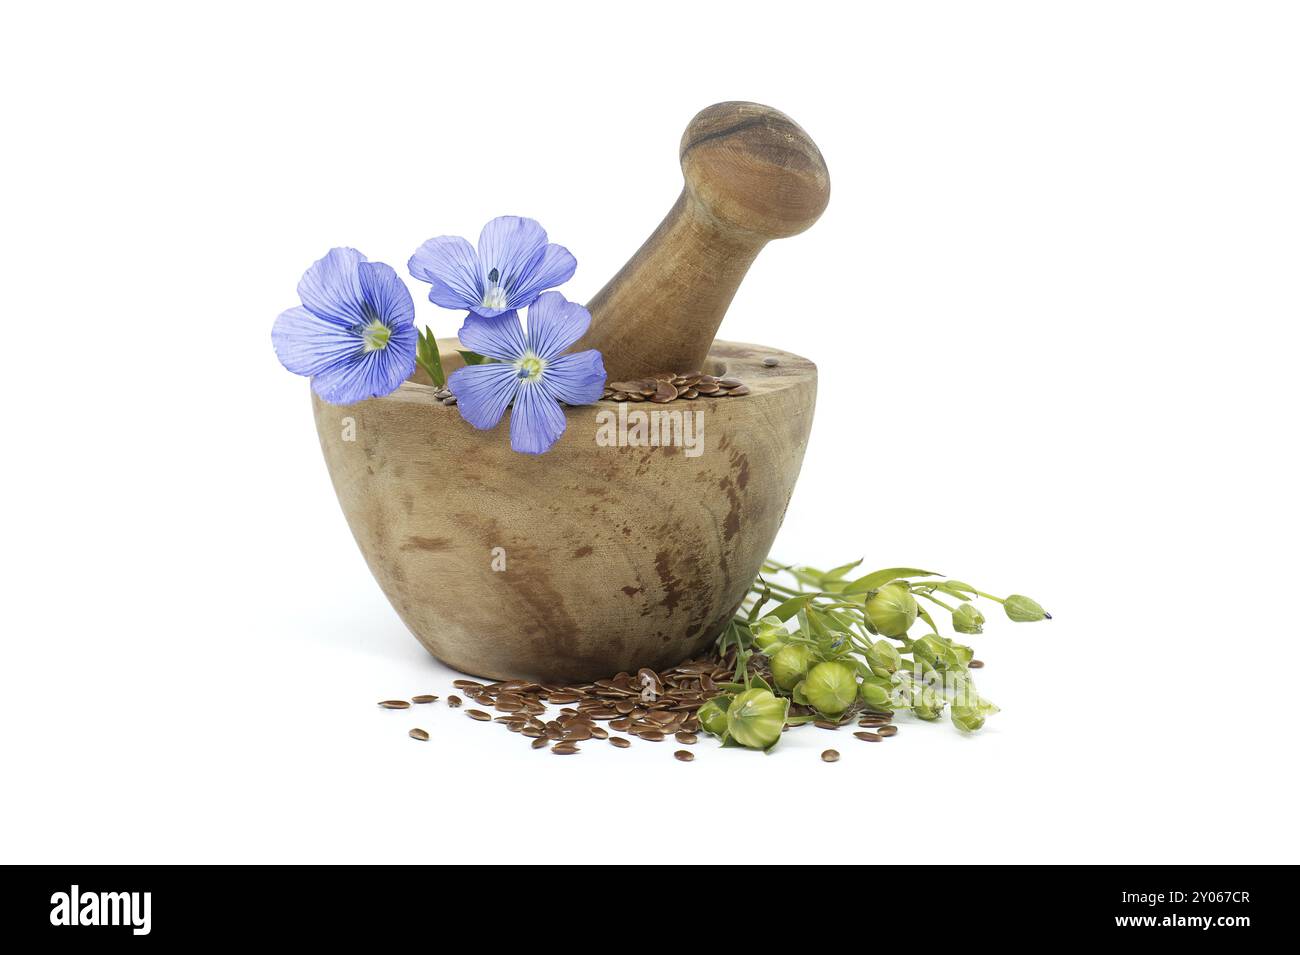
[2, 1, 1297, 864]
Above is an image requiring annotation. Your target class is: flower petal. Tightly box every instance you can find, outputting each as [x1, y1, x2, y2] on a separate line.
[408, 235, 483, 311]
[506, 243, 577, 310]
[525, 291, 591, 359]
[297, 247, 368, 325]
[358, 261, 415, 329]
[540, 349, 606, 405]
[457, 311, 527, 361]
[480, 215, 577, 312]
[310, 333, 417, 405]
[272, 305, 361, 377]
[510, 381, 567, 454]
[448, 362, 519, 430]
[476, 216, 549, 295]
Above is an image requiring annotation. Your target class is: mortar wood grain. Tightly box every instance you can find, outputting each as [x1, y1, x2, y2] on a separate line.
[313, 340, 816, 681]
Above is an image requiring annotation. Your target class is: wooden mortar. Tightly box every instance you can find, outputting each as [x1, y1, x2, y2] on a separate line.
[313, 102, 829, 681]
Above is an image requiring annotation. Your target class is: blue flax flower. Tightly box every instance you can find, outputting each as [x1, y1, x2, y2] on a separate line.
[408, 216, 576, 318]
[272, 248, 417, 404]
[449, 292, 606, 454]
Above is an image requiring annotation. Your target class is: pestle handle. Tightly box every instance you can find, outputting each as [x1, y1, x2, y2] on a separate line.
[576, 102, 830, 382]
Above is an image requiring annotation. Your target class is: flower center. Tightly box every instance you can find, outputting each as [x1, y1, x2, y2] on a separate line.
[514, 353, 545, 381]
[361, 319, 391, 352]
[482, 267, 508, 309]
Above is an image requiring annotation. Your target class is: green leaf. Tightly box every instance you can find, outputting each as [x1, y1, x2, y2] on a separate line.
[458, 349, 491, 365]
[842, 568, 941, 595]
[822, 558, 863, 581]
[937, 580, 977, 599]
[770, 593, 818, 621]
[786, 566, 828, 588]
[916, 606, 940, 635]
[416, 328, 446, 387]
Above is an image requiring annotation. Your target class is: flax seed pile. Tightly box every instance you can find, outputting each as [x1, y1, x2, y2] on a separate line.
[601, 371, 750, 403]
[427, 369, 751, 408]
[383, 647, 900, 760]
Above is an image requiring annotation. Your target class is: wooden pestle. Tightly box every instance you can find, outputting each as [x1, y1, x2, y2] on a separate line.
[575, 102, 830, 382]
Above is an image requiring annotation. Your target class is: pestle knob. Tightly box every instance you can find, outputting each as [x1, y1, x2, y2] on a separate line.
[576, 102, 830, 382]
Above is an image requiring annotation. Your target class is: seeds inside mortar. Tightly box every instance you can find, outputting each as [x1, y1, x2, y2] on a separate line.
[602, 370, 751, 404]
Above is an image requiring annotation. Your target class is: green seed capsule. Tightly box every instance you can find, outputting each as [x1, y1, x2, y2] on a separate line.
[859, 677, 894, 709]
[913, 701, 943, 721]
[770, 644, 816, 691]
[912, 686, 944, 721]
[752, 616, 787, 652]
[801, 661, 859, 717]
[912, 633, 941, 666]
[950, 705, 985, 732]
[952, 602, 985, 634]
[865, 582, 918, 637]
[726, 688, 788, 750]
[1004, 595, 1050, 622]
[864, 639, 902, 677]
[696, 697, 731, 738]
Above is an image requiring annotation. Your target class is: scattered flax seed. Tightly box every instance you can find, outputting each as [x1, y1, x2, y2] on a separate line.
[854, 731, 883, 742]
[385, 646, 918, 760]
[968, 660, 985, 669]
[409, 728, 429, 741]
[411, 695, 438, 704]
[378, 700, 411, 709]
[821, 749, 840, 762]
[674, 750, 695, 762]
